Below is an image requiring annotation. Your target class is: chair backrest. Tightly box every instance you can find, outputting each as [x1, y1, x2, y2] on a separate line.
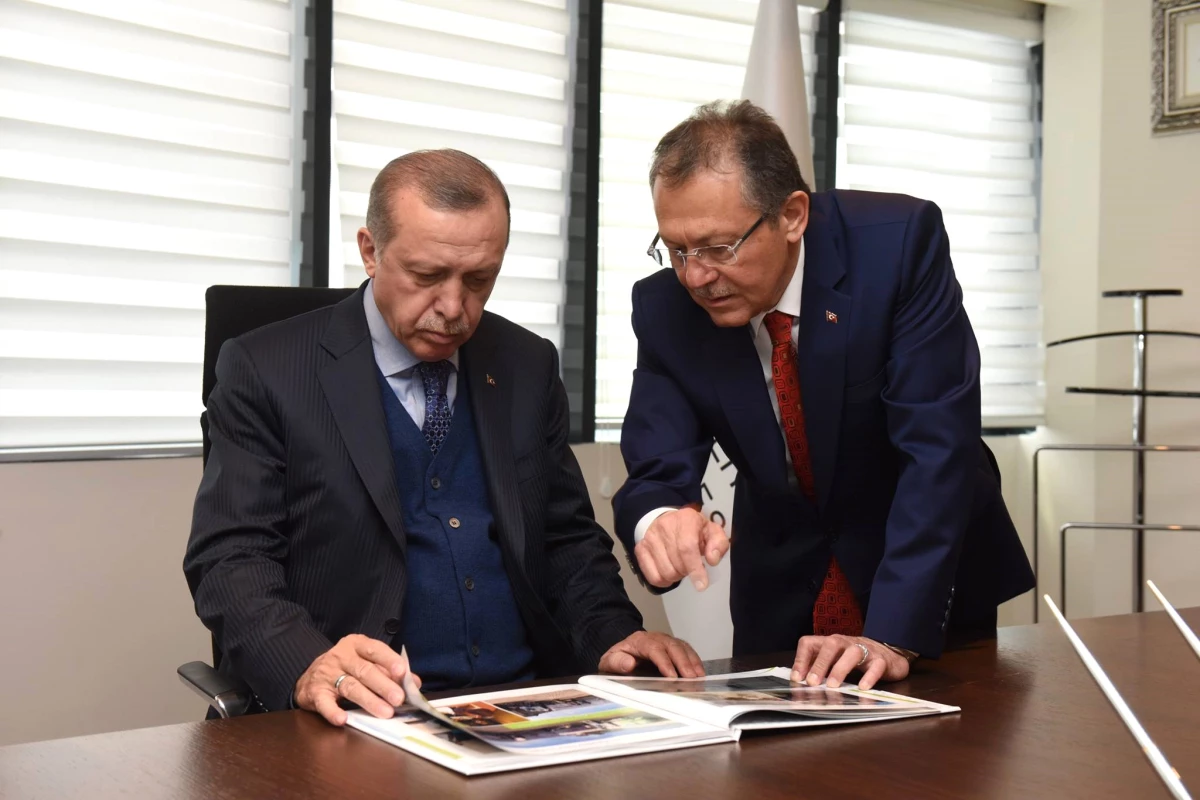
[202, 285, 356, 465]
[200, 285, 356, 673]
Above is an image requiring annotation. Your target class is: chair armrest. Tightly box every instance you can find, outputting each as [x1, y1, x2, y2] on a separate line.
[177, 661, 254, 719]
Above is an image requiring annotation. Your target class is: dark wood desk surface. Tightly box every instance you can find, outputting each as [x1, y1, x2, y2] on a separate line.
[3, 609, 1198, 799]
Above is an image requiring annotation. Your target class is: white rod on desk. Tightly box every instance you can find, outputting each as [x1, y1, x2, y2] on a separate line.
[1147, 580, 1200, 661]
[1042, 594, 1191, 800]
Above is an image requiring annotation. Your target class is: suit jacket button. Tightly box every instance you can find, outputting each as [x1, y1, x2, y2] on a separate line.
[464, 577, 475, 591]
[384, 618, 401, 635]
[471, 645, 481, 657]
[449, 517, 461, 529]
[431, 477, 441, 490]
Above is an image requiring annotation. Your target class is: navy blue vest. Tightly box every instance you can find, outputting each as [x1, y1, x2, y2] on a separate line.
[376, 369, 535, 690]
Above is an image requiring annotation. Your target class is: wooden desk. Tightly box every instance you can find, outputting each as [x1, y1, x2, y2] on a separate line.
[3, 609, 1198, 799]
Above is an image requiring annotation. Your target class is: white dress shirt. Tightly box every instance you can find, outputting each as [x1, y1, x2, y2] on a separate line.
[634, 241, 806, 543]
[364, 279, 459, 427]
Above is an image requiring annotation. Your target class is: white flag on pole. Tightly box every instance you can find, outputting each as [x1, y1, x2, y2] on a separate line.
[741, 0, 816, 187]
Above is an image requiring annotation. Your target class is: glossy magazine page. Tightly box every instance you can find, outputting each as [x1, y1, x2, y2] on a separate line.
[345, 683, 735, 776]
[580, 667, 960, 729]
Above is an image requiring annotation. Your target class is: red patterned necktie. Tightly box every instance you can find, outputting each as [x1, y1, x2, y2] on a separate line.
[763, 311, 864, 637]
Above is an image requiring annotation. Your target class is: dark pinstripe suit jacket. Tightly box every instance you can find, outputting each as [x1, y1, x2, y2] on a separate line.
[184, 285, 643, 712]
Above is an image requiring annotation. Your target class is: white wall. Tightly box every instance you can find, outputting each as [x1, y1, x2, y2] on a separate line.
[1093, 0, 1200, 615]
[1017, 0, 1200, 621]
[0, 458, 212, 747]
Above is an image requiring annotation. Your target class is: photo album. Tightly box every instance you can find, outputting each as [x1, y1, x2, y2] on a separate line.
[345, 667, 959, 776]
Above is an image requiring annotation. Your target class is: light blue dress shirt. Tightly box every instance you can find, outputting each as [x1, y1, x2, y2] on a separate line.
[363, 279, 459, 428]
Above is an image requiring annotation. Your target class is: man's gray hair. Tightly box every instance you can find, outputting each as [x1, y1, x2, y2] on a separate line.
[649, 100, 811, 219]
[366, 149, 511, 248]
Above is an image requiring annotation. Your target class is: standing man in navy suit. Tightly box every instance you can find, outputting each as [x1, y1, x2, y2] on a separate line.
[613, 101, 1034, 690]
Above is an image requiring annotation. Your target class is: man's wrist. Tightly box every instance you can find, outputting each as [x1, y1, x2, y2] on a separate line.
[880, 642, 919, 662]
[633, 507, 677, 544]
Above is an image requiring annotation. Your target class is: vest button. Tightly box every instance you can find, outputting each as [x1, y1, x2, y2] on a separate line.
[449, 517, 461, 528]
[471, 645, 480, 657]
[464, 577, 475, 591]
[431, 477, 441, 489]
[384, 618, 400, 635]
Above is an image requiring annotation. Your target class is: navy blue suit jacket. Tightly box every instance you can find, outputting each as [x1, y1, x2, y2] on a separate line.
[613, 190, 1034, 658]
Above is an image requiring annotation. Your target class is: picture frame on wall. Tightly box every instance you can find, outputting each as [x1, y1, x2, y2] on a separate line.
[1152, 0, 1200, 134]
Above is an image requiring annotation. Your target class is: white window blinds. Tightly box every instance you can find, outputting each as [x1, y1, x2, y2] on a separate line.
[838, 4, 1044, 427]
[329, 0, 572, 351]
[0, 0, 303, 451]
[596, 0, 818, 437]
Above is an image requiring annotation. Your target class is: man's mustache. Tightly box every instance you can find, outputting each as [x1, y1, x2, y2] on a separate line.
[692, 283, 735, 300]
[417, 316, 470, 336]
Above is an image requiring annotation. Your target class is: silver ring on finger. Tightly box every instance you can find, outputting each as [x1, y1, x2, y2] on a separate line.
[334, 673, 350, 693]
[855, 643, 869, 667]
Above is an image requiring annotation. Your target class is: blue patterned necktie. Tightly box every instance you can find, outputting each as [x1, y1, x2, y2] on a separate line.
[415, 360, 453, 455]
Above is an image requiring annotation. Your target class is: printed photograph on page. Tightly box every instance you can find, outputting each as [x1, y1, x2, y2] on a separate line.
[403, 687, 690, 752]
[600, 672, 914, 710]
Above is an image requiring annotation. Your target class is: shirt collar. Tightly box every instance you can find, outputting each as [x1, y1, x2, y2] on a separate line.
[364, 279, 459, 376]
[749, 238, 805, 339]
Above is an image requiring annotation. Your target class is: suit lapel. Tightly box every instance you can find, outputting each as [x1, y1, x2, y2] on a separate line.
[317, 288, 407, 554]
[461, 319, 528, 569]
[708, 322, 790, 493]
[797, 205, 849, 511]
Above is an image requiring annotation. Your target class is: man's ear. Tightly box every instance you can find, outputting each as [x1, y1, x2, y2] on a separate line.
[780, 190, 810, 244]
[357, 227, 378, 278]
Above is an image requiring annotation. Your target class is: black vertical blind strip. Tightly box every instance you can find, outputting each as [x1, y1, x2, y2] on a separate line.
[562, 0, 598, 443]
[1031, 41, 1044, 263]
[577, 0, 603, 443]
[813, 0, 841, 193]
[299, 2, 316, 285]
[301, 0, 332, 288]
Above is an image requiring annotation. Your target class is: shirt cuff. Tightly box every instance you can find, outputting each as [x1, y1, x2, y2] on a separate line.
[633, 507, 678, 544]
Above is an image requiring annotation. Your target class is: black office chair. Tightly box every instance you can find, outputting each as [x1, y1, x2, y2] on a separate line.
[178, 285, 356, 718]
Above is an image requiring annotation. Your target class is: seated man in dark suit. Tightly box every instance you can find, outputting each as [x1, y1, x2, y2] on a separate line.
[613, 101, 1034, 691]
[185, 149, 701, 727]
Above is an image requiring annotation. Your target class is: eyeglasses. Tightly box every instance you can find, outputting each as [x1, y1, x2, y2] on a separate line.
[647, 214, 767, 269]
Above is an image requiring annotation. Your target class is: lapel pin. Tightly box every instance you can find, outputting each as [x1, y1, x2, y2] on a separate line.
[826, 310, 838, 323]
[486, 374, 497, 386]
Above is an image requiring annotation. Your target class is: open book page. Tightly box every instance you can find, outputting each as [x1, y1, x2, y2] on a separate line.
[345, 683, 736, 775]
[580, 667, 959, 730]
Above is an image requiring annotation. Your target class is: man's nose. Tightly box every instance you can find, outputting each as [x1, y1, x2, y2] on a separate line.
[682, 257, 719, 290]
[434, 283, 466, 321]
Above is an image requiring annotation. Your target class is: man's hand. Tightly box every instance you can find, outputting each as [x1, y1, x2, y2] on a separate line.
[598, 631, 706, 678]
[294, 634, 421, 726]
[634, 507, 729, 590]
[790, 635, 912, 691]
